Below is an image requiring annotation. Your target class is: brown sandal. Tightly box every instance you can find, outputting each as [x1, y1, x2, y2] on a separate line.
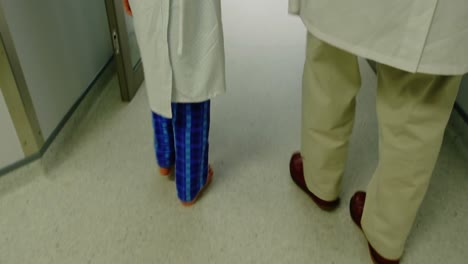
[159, 167, 172, 176]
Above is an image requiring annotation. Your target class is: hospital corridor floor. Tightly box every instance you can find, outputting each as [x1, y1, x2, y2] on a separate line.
[1, 61, 468, 264]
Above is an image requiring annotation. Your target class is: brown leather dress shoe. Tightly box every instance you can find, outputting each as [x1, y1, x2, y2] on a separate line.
[289, 152, 339, 211]
[350, 191, 366, 228]
[350, 192, 401, 264]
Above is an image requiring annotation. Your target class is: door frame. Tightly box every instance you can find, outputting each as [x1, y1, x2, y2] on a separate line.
[0, 4, 44, 155]
[105, 0, 144, 102]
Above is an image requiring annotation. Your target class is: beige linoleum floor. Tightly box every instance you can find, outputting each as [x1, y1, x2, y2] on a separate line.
[1, 1, 467, 263]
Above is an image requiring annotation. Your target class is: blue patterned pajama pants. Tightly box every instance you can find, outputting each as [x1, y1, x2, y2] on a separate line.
[152, 101, 210, 202]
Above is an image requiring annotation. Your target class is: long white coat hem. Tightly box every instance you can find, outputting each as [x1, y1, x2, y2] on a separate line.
[289, 0, 468, 76]
[130, 0, 226, 118]
[302, 21, 467, 76]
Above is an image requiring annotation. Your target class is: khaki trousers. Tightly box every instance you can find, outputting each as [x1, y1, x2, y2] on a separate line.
[301, 33, 462, 259]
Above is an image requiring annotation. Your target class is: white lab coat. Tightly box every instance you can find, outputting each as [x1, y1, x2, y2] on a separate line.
[289, 0, 468, 75]
[129, 0, 226, 118]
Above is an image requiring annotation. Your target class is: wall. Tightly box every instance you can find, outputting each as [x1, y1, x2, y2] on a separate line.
[0, 90, 24, 168]
[0, 0, 113, 138]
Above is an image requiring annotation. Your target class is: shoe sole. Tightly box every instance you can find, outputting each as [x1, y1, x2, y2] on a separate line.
[290, 172, 339, 211]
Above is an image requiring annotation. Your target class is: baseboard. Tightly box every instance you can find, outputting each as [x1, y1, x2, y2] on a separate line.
[448, 108, 468, 156]
[454, 102, 468, 125]
[40, 57, 116, 171]
[0, 56, 116, 177]
[0, 152, 41, 177]
[40, 56, 115, 157]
